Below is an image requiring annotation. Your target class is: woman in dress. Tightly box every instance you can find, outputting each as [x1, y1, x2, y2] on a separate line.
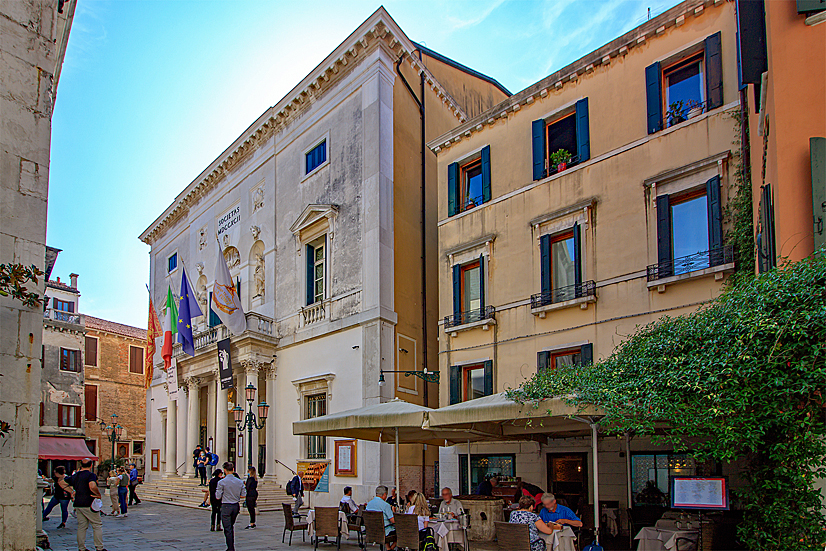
[244, 466, 259, 529]
[508, 495, 558, 551]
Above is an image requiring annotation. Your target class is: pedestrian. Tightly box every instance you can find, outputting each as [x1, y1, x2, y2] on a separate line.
[244, 466, 258, 529]
[197, 451, 208, 486]
[66, 458, 107, 551]
[116, 466, 129, 517]
[128, 463, 141, 505]
[106, 470, 119, 517]
[192, 444, 203, 478]
[207, 447, 218, 479]
[215, 461, 246, 551]
[289, 472, 304, 514]
[42, 466, 71, 528]
[209, 468, 224, 531]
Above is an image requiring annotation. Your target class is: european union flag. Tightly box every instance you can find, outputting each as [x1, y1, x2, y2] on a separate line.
[177, 265, 202, 357]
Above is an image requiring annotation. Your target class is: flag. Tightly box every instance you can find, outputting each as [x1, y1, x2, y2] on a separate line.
[177, 265, 203, 357]
[161, 286, 178, 369]
[212, 239, 246, 334]
[145, 287, 162, 389]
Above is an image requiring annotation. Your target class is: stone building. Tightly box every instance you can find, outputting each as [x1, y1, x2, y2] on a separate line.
[83, 317, 147, 468]
[431, 0, 742, 531]
[139, 7, 508, 504]
[0, 0, 75, 546]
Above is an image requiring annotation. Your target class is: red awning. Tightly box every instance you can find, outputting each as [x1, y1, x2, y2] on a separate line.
[39, 436, 98, 461]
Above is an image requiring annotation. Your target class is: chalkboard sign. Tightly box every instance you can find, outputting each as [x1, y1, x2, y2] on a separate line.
[670, 476, 729, 510]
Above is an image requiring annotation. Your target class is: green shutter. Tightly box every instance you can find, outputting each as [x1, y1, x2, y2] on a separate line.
[706, 176, 723, 252]
[656, 194, 673, 277]
[798, 0, 826, 14]
[306, 244, 315, 306]
[537, 351, 550, 373]
[580, 343, 593, 367]
[812, 137, 826, 253]
[478, 254, 485, 312]
[573, 222, 582, 297]
[452, 264, 461, 319]
[758, 184, 777, 272]
[646, 62, 663, 134]
[532, 119, 546, 181]
[449, 365, 461, 405]
[448, 162, 459, 216]
[540, 234, 551, 296]
[705, 32, 724, 110]
[481, 145, 492, 204]
[575, 98, 590, 162]
[483, 360, 493, 396]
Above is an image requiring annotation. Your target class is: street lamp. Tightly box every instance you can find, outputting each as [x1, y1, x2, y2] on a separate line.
[99, 413, 123, 463]
[378, 368, 440, 386]
[233, 383, 269, 471]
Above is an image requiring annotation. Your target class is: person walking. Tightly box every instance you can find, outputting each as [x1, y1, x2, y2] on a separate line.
[192, 444, 203, 478]
[42, 466, 71, 528]
[205, 447, 217, 478]
[244, 466, 258, 529]
[215, 461, 246, 551]
[197, 451, 208, 486]
[66, 458, 107, 551]
[209, 468, 224, 531]
[128, 463, 141, 505]
[106, 470, 120, 517]
[116, 466, 129, 517]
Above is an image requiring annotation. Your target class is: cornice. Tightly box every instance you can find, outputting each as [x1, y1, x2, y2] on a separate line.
[427, 0, 724, 154]
[139, 8, 467, 246]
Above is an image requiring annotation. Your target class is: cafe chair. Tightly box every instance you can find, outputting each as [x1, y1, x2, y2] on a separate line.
[340, 504, 364, 548]
[675, 536, 697, 551]
[395, 513, 421, 551]
[282, 503, 308, 545]
[363, 511, 396, 551]
[314, 507, 342, 550]
[494, 521, 531, 551]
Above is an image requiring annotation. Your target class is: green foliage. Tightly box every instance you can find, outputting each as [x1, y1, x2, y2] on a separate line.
[0, 263, 44, 308]
[725, 109, 755, 280]
[549, 149, 572, 167]
[509, 254, 826, 551]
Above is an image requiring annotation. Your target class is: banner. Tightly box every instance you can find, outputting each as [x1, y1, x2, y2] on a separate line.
[167, 357, 179, 401]
[297, 460, 330, 493]
[217, 338, 233, 390]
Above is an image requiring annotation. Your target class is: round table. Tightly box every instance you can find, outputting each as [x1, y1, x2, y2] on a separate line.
[430, 518, 468, 551]
[538, 526, 577, 551]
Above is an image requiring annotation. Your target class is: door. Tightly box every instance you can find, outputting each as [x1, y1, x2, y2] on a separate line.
[547, 453, 588, 514]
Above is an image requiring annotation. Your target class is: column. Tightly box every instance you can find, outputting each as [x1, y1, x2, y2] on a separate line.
[264, 365, 277, 479]
[176, 386, 188, 476]
[207, 375, 216, 453]
[184, 376, 201, 476]
[165, 398, 178, 477]
[242, 360, 260, 472]
[215, 367, 229, 467]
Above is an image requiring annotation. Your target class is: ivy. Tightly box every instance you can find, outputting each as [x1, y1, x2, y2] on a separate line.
[725, 108, 755, 281]
[509, 254, 826, 550]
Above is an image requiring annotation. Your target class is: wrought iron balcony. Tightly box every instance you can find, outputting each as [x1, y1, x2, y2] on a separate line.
[531, 280, 596, 309]
[43, 308, 83, 326]
[173, 311, 275, 357]
[444, 305, 495, 329]
[647, 245, 734, 282]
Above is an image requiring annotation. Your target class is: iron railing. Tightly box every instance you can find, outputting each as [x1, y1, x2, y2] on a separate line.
[444, 305, 495, 328]
[458, 194, 485, 213]
[547, 154, 581, 177]
[43, 308, 83, 325]
[663, 99, 708, 129]
[531, 280, 596, 309]
[647, 245, 734, 282]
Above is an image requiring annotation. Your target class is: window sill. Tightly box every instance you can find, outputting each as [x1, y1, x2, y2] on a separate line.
[301, 160, 329, 183]
[647, 262, 734, 292]
[531, 294, 596, 317]
[446, 317, 496, 337]
[450, 198, 491, 217]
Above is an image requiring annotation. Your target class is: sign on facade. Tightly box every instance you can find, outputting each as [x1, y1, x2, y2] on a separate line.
[217, 338, 232, 390]
[217, 204, 241, 236]
[167, 358, 179, 400]
[297, 460, 330, 493]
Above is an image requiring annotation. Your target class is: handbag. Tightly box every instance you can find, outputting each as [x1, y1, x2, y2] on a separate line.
[91, 498, 104, 512]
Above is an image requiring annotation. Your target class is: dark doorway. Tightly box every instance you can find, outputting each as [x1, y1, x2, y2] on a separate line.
[228, 428, 236, 464]
[546, 453, 588, 514]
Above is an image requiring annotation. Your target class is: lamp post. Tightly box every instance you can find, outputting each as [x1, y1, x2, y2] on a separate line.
[378, 368, 440, 386]
[99, 413, 123, 463]
[232, 383, 269, 472]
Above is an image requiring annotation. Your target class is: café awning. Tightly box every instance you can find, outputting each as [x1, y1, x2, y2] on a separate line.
[39, 436, 98, 461]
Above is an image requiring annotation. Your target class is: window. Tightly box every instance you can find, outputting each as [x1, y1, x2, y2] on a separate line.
[631, 453, 695, 507]
[86, 440, 96, 455]
[85, 336, 98, 367]
[538, 344, 593, 372]
[168, 253, 177, 273]
[58, 404, 80, 428]
[305, 237, 326, 305]
[306, 393, 327, 459]
[532, 99, 590, 181]
[129, 346, 144, 374]
[59, 348, 81, 372]
[53, 298, 74, 312]
[84, 385, 97, 421]
[645, 32, 722, 134]
[462, 261, 481, 314]
[671, 191, 709, 273]
[306, 140, 327, 175]
[449, 361, 493, 404]
[449, 255, 488, 327]
[536, 224, 588, 307]
[459, 454, 515, 495]
[117, 443, 129, 459]
[447, 145, 491, 216]
[132, 441, 145, 455]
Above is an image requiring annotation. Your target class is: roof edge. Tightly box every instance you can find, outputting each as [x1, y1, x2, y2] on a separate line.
[412, 42, 511, 97]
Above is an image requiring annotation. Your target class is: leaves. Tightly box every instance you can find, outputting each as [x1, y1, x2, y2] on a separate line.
[0, 263, 44, 308]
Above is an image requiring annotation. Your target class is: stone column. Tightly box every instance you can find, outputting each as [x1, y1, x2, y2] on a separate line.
[177, 386, 188, 475]
[184, 377, 201, 476]
[207, 374, 216, 453]
[214, 367, 229, 467]
[264, 365, 277, 479]
[165, 396, 178, 477]
[241, 360, 260, 472]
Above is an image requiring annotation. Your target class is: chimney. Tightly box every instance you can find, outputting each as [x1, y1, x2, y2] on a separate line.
[69, 273, 78, 289]
[56, 276, 61, 284]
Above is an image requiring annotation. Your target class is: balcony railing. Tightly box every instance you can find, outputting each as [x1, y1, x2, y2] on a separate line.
[174, 311, 275, 357]
[43, 308, 83, 325]
[444, 305, 495, 329]
[300, 300, 328, 326]
[663, 99, 708, 130]
[458, 194, 485, 213]
[531, 280, 596, 309]
[546, 154, 581, 177]
[647, 245, 734, 282]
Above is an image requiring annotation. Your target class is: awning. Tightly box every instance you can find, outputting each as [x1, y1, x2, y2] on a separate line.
[39, 436, 98, 461]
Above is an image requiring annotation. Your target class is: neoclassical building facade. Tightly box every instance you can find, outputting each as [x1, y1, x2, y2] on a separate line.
[139, 7, 508, 503]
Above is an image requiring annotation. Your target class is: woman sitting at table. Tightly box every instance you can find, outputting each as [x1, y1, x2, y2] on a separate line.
[407, 492, 433, 543]
[509, 495, 559, 551]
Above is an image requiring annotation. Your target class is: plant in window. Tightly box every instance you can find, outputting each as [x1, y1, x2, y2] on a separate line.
[666, 100, 687, 127]
[549, 149, 572, 172]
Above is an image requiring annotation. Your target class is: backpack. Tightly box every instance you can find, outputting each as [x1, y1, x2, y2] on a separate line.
[286, 476, 296, 496]
[420, 527, 438, 551]
[583, 541, 604, 551]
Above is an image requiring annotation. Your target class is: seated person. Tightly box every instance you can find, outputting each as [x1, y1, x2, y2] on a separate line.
[438, 487, 464, 518]
[475, 475, 498, 496]
[514, 481, 545, 510]
[367, 485, 396, 549]
[538, 494, 582, 528]
[509, 495, 558, 551]
[386, 487, 398, 510]
[340, 486, 359, 517]
[408, 492, 432, 542]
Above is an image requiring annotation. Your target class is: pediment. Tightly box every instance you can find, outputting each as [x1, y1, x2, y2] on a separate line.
[289, 204, 338, 236]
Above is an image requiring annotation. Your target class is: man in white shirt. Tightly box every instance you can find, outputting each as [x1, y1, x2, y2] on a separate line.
[438, 487, 464, 518]
[340, 486, 359, 515]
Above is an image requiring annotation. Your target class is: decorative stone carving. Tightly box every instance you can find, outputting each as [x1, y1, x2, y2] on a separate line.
[241, 359, 263, 375]
[252, 186, 264, 213]
[223, 246, 240, 269]
[184, 376, 202, 390]
[198, 227, 207, 251]
[223, 234, 230, 249]
[250, 225, 260, 240]
[253, 253, 265, 298]
[196, 262, 204, 275]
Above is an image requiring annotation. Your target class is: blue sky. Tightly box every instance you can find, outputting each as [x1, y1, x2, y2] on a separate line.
[49, 0, 677, 328]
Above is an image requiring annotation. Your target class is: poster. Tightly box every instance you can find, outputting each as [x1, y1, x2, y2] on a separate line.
[167, 358, 179, 400]
[297, 460, 330, 492]
[218, 338, 233, 390]
[335, 440, 357, 476]
[671, 476, 729, 510]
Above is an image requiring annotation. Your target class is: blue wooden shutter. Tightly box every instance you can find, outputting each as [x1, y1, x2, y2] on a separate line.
[449, 365, 461, 405]
[448, 162, 459, 216]
[737, 0, 767, 88]
[656, 194, 672, 277]
[478, 254, 485, 313]
[540, 234, 551, 296]
[811, 137, 826, 252]
[532, 119, 546, 180]
[705, 32, 724, 110]
[645, 62, 663, 134]
[306, 244, 315, 305]
[537, 351, 550, 373]
[575, 98, 590, 163]
[580, 343, 593, 367]
[573, 222, 582, 297]
[452, 264, 461, 319]
[481, 145, 491, 204]
[483, 360, 493, 396]
[706, 176, 723, 253]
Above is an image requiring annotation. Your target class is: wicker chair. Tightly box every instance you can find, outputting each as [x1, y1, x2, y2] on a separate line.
[340, 504, 364, 547]
[282, 502, 309, 545]
[494, 521, 531, 551]
[395, 513, 421, 551]
[363, 511, 395, 551]
[314, 507, 342, 550]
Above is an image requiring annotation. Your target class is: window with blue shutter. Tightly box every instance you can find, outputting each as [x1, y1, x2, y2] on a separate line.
[656, 194, 673, 277]
[449, 365, 461, 405]
[168, 253, 178, 273]
[451, 146, 492, 215]
[481, 145, 492, 204]
[452, 264, 461, 320]
[537, 351, 550, 372]
[447, 162, 459, 216]
[532, 119, 546, 181]
[306, 140, 327, 175]
[537, 346, 590, 371]
[575, 98, 590, 163]
[452, 362, 494, 402]
[706, 176, 723, 252]
[537, 227, 581, 306]
[645, 62, 663, 134]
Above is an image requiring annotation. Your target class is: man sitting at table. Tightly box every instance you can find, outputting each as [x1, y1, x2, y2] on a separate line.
[538, 494, 582, 528]
[438, 487, 464, 518]
[366, 485, 396, 549]
[341, 486, 359, 519]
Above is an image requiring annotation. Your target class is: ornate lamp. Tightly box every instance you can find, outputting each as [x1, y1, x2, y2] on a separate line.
[234, 384, 266, 471]
[257, 401, 269, 421]
[232, 405, 244, 424]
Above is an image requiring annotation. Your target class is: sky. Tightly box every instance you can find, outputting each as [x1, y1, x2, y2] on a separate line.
[49, 0, 678, 328]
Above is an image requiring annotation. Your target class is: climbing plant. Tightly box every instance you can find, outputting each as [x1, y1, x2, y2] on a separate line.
[724, 108, 755, 281]
[0, 263, 44, 308]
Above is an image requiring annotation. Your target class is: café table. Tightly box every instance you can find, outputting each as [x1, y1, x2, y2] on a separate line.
[635, 526, 699, 551]
[306, 509, 352, 539]
[538, 526, 577, 551]
[430, 517, 468, 551]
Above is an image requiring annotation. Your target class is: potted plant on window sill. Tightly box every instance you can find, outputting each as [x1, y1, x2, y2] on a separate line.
[549, 149, 572, 173]
[666, 100, 687, 127]
[685, 99, 703, 120]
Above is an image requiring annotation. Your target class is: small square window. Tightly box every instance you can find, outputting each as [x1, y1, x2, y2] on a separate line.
[60, 348, 81, 372]
[168, 253, 178, 273]
[58, 404, 80, 428]
[132, 441, 145, 455]
[306, 140, 327, 175]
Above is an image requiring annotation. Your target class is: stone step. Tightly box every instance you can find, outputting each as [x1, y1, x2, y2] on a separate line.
[137, 477, 293, 512]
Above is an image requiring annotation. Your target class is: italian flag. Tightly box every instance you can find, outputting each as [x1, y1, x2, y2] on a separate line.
[161, 286, 178, 370]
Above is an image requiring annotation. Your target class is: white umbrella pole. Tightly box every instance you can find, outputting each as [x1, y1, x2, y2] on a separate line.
[467, 441, 472, 495]
[395, 428, 400, 502]
[591, 422, 600, 542]
[625, 433, 632, 510]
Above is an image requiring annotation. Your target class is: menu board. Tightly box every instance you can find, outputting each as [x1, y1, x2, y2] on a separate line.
[671, 476, 729, 510]
[335, 440, 357, 476]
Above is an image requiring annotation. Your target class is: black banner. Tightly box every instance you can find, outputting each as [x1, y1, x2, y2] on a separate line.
[217, 338, 233, 390]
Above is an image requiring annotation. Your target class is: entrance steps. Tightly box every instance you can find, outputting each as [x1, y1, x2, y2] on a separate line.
[139, 474, 292, 511]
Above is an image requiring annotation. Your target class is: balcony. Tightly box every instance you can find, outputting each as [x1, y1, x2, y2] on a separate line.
[531, 281, 597, 316]
[43, 308, 83, 326]
[300, 300, 328, 327]
[173, 311, 275, 357]
[647, 245, 735, 291]
[444, 305, 495, 335]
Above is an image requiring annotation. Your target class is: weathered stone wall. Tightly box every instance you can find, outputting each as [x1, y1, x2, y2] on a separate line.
[40, 322, 85, 438]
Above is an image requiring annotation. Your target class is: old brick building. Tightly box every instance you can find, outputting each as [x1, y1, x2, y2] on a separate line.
[83, 316, 147, 470]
